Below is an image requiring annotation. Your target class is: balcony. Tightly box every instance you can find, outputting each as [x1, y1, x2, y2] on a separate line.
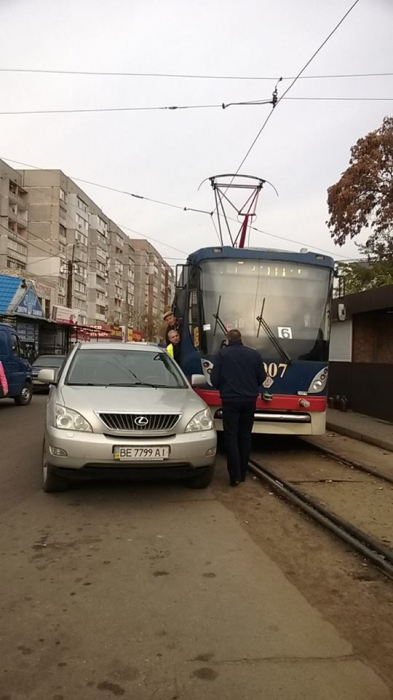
[7, 229, 27, 247]
[7, 247, 27, 264]
[96, 280, 106, 294]
[8, 208, 28, 229]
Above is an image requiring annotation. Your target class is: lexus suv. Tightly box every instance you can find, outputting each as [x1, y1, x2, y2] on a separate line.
[39, 342, 217, 492]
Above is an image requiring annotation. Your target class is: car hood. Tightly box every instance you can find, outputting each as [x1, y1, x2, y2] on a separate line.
[59, 385, 206, 416]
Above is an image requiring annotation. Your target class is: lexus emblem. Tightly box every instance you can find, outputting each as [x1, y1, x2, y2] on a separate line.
[134, 415, 149, 427]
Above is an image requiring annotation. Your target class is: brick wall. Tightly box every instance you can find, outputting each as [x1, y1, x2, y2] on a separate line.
[352, 311, 393, 363]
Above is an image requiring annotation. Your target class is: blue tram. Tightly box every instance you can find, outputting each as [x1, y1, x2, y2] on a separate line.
[173, 246, 334, 435]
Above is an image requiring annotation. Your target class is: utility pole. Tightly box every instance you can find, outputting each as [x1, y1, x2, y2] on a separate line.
[123, 287, 129, 343]
[66, 244, 75, 309]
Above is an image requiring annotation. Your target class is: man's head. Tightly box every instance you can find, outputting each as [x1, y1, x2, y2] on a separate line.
[168, 329, 180, 345]
[163, 310, 176, 326]
[226, 329, 242, 344]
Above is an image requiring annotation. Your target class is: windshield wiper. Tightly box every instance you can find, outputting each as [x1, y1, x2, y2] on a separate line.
[213, 295, 227, 336]
[67, 382, 96, 386]
[256, 298, 292, 364]
[106, 381, 157, 388]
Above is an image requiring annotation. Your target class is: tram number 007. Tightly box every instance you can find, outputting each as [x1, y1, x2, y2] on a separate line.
[263, 362, 287, 378]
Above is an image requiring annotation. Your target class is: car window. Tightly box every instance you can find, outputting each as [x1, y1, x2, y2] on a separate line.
[0, 330, 7, 357]
[33, 356, 65, 367]
[65, 349, 187, 388]
[11, 335, 20, 356]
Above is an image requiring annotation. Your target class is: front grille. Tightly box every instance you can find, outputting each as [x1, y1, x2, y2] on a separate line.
[97, 413, 179, 432]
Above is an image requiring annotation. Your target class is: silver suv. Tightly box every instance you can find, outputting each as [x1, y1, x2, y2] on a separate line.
[39, 342, 216, 492]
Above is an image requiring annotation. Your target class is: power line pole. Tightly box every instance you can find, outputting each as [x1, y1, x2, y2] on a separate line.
[123, 286, 129, 343]
[66, 244, 75, 309]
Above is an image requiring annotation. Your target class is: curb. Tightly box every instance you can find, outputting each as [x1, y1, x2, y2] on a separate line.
[326, 422, 393, 454]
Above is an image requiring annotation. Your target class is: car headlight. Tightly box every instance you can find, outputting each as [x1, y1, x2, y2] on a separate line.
[185, 408, 214, 432]
[55, 405, 92, 432]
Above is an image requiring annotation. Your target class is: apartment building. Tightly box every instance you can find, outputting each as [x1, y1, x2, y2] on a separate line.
[17, 168, 89, 323]
[1, 162, 172, 334]
[17, 168, 136, 328]
[129, 239, 174, 336]
[107, 222, 135, 326]
[88, 208, 110, 324]
[0, 160, 29, 272]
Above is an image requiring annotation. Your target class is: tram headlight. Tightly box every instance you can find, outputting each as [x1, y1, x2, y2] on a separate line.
[185, 409, 214, 432]
[307, 367, 328, 394]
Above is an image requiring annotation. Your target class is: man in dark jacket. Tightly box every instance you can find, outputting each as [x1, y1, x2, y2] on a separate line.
[210, 329, 265, 486]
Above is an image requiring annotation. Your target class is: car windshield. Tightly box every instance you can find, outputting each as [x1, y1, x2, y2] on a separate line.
[65, 348, 187, 388]
[33, 355, 65, 367]
[200, 259, 332, 361]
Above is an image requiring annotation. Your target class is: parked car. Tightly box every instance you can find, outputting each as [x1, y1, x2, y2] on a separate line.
[39, 342, 217, 492]
[0, 322, 33, 405]
[32, 354, 66, 392]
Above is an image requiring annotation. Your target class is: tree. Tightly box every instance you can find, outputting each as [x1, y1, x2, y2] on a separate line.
[327, 116, 393, 289]
[336, 260, 393, 295]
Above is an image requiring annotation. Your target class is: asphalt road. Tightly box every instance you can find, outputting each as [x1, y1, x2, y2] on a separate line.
[0, 396, 390, 700]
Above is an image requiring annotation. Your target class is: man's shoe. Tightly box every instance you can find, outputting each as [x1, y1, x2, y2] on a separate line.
[230, 480, 240, 487]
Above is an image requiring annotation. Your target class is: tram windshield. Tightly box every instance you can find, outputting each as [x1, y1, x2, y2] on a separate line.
[200, 259, 332, 361]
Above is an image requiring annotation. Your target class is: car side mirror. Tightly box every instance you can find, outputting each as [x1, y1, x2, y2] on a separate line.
[191, 374, 207, 388]
[38, 368, 57, 385]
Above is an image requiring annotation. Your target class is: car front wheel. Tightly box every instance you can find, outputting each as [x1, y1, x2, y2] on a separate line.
[187, 464, 215, 489]
[14, 382, 33, 406]
[42, 442, 69, 493]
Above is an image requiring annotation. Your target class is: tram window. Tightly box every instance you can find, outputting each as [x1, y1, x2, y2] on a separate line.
[188, 290, 200, 348]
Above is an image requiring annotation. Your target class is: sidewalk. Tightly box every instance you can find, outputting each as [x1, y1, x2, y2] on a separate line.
[327, 408, 393, 452]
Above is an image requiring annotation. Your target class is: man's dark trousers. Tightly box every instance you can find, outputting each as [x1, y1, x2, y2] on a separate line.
[222, 399, 256, 483]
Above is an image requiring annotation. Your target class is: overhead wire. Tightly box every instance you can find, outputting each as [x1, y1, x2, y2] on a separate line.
[0, 67, 392, 80]
[232, 0, 362, 176]
[0, 158, 351, 259]
[0, 185, 187, 257]
[1, 94, 393, 116]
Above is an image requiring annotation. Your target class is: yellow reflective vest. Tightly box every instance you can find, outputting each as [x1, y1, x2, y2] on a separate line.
[167, 343, 174, 358]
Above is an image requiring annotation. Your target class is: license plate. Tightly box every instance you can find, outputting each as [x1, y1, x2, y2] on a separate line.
[113, 446, 170, 461]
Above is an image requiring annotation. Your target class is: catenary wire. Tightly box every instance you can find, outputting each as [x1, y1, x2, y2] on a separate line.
[232, 0, 361, 176]
[0, 158, 350, 259]
[0, 67, 392, 80]
[1, 95, 393, 116]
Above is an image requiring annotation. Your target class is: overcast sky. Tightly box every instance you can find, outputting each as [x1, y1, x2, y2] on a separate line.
[0, 0, 392, 266]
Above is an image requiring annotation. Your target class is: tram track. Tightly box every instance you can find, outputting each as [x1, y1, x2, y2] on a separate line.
[301, 438, 393, 486]
[248, 457, 393, 581]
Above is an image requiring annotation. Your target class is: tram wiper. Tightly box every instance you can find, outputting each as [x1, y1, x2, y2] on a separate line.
[213, 295, 227, 336]
[256, 299, 292, 364]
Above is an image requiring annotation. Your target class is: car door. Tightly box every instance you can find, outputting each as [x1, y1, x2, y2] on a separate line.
[9, 332, 25, 395]
[0, 329, 10, 398]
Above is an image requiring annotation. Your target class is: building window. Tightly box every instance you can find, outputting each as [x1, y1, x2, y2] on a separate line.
[99, 217, 108, 234]
[77, 197, 88, 213]
[59, 188, 67, 202]
[74, 281, 86, 294]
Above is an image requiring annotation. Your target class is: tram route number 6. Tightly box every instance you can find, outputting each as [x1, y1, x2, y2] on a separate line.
[263, 362, 287, 378]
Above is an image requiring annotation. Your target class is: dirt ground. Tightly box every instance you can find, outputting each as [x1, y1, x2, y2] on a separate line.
[213, 445, 393, 692]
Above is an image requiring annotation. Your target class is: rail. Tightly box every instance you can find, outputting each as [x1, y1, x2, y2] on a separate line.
[248, 458, 393, 581]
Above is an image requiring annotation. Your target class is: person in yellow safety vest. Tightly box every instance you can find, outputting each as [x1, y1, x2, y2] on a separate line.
[166, 329, 181, 363]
